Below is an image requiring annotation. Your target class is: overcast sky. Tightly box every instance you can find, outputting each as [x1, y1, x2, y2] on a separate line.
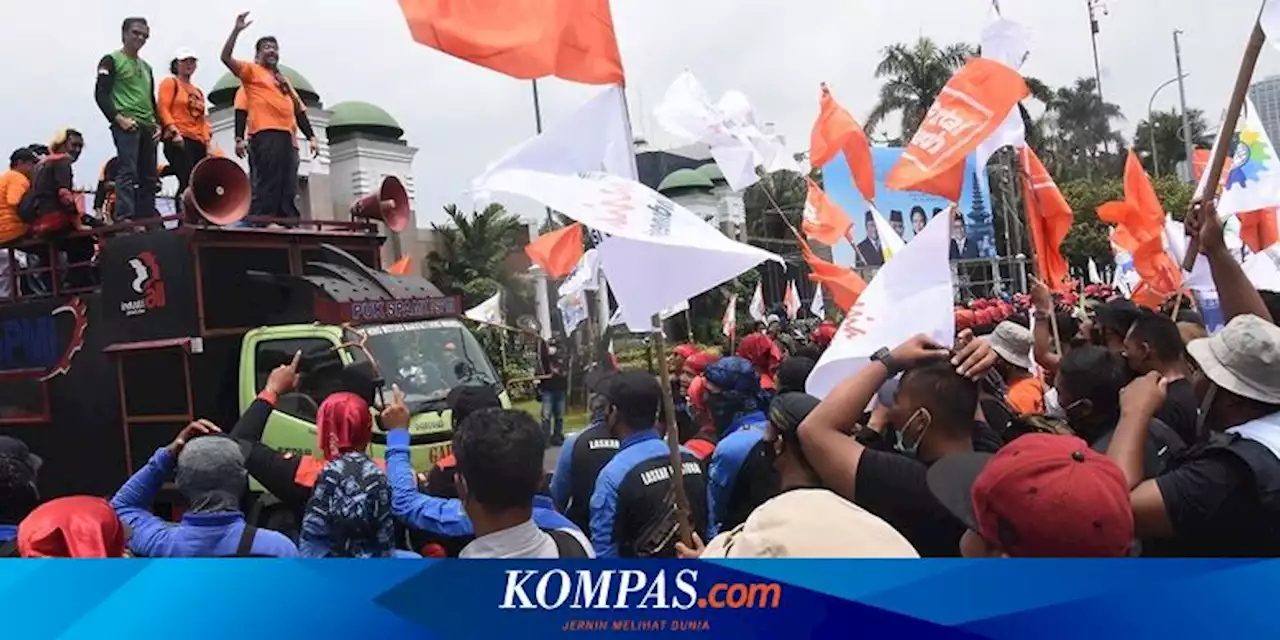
[1, 0, 1274, 228]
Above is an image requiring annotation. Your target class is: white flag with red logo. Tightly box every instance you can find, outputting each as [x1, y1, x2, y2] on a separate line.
[783, 280, 801, 320]
[722, 293, 738, 338]
[806, 208, 956, 398]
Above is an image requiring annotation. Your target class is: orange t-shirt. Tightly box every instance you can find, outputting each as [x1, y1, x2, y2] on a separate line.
[157, 77, 212, 143]
[234, 86, 297, 149]
[0, 169, 31, 244]
[1007, 376, 1047, 416]
[232, 60, 303, 136]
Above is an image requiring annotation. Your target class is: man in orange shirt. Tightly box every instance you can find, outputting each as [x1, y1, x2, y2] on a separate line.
[0, 148, 38, 245]
[982, 322, 1046, 416]
[220, 12, 318, 222]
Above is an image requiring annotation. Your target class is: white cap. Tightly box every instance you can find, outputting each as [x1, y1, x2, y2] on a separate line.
[173, 47, 198, 62]
[699, 489, 919, 558]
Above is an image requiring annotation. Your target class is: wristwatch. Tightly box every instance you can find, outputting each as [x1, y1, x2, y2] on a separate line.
[871, 347, 902, 377]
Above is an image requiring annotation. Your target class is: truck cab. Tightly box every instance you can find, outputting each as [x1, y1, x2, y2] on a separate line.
[0, 218, 503, 509]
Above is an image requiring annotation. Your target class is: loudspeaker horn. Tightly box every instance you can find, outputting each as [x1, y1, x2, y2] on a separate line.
[183, 156, 250, 226]
[350, 176, 410, 232]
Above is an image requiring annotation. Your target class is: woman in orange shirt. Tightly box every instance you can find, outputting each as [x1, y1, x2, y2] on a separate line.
[157, 47, 212, 210]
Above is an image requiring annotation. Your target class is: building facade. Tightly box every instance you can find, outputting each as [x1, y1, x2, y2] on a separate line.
[1249, 75, 1280, 145]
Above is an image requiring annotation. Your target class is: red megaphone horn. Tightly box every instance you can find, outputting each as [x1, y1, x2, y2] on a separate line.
[350, 176, 410, 232]
[183, 156, 250, 226]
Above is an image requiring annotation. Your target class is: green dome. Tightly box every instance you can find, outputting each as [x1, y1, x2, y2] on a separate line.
[327, 101, 404, 140]
[696, 163, 726, 183]
[208, 64, 320, 107]
[657, 168, 715, 194]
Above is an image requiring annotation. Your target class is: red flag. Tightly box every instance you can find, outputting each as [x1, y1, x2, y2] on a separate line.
[1019, 147, 1073, 292]
[797, 236, 866, 312]
[801, 178, 853, 246]
[387, 255, 413, 276]
[525, 222, 584, 279]
[886, 58, 1029, 201]
[810, 84, 876, 201]
[1097, 151, 1181, 298]
[398, 0, 625, 86]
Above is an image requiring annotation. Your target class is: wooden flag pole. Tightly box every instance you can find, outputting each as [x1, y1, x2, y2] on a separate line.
[651, 313, 694, 546]
[1183, 15, 1267, 271]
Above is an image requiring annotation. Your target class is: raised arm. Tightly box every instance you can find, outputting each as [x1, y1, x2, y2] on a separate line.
[111, 421, 220, 556]
[221, 12, 253, 76]
[1188, 198, 1273, 324]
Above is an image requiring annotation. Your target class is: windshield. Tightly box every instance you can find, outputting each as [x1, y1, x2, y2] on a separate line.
[352, 319, 499, 410]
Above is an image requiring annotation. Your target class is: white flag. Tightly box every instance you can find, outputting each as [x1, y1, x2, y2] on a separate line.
[1163, 217, 1216, 293]
[1263, 0, 1280, 52]
[975, 9, 1031, 169]
[558, 291, 590, 336]
[723, 293, 738, 338]
[654, 71, 798, 191]
[473, 86, 636, 193]
[806, 209, 956, 399]
[1087, 258, 1102, 285]
[749, 282, 767, 322]
[870, 206, 907, 262]
[609, 300, 687, 332]
[480, 170, 781, 331]
[1197, 97, 1280, 216]
[464, 292, 504, 325]
[558, 249, 601, 297]
[1244, 243, 1280, 292]
[810, 283, 826, 319]
[783, 281, 801, 320]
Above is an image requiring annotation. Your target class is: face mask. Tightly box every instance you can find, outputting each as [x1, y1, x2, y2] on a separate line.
[1044, 388, 1066, 419]
[893, 408, 932, 458]
[705, 393, 739, 434]
[548, 347, 558, 355]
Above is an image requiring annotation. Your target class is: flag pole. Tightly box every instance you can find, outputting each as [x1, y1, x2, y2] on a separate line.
[1183, 9, 1267, 271]
[652, 313, 694, 546]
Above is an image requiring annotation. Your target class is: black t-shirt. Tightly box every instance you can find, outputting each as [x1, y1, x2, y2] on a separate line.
[854, 449, 965, 557]
[1154, 446, 1280, 557]
[1154, 378, 1200, 445]
[1091, 418, 1186, 480]
[538, 345, 568, 392]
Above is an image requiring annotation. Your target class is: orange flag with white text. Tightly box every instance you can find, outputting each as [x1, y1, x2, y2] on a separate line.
[886, 58, 1029, 201]
[802, 178, 853, 246]
[797, 235, 866, 312]
[387, 256, 414, 276]
[1019, 147, 1073, 292]
[398, 0, 625, 85]
[525, 222, 584, 279]
[1097, 151, 1181, 299]
[810, 84, 876, 202]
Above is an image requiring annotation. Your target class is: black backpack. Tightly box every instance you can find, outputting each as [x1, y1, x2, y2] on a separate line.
[545, 528, 589, 558]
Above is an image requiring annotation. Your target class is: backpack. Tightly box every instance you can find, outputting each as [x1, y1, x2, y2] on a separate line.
[16, 186, 39, 224]
[544, 528, 589, 558]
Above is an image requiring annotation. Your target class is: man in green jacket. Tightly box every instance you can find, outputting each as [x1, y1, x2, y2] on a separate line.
[95, 17, 161, 223]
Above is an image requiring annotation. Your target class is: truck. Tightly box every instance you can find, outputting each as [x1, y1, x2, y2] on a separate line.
[0, 219, 506, 522]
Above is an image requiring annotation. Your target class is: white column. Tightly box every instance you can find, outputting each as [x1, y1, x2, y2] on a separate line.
[530, 225, 553, 340]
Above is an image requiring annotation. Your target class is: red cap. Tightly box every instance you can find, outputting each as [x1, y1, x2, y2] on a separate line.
[971, 434, 1133, 557]
[955, 309, 976, 330]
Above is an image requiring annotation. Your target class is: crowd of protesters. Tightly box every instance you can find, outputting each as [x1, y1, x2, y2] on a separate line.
[3, 15, 1280, 560]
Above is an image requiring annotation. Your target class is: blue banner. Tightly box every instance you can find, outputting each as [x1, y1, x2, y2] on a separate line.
[825, 147, 997, 264]
[8, 559, 1280, 638]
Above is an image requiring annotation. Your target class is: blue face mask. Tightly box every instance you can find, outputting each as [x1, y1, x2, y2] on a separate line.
[893, 408, 932, 458]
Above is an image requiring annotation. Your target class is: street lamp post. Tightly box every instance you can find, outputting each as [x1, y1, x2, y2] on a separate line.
[1147, 74, 1189, 179]
[1174, 30, 1197, 183]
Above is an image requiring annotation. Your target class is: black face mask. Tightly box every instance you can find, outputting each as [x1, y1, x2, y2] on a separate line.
[705, 393, 741, 435]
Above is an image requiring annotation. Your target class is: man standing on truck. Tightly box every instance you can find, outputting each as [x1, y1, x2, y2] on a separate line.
[220, 12, 319, 222]
[95, 17, 160, 223]
[27, 129, 98, 290]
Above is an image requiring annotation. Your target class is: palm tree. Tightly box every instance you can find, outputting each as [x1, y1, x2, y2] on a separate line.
[1134, 108, 1213, 177]
[1043, 77, 1125, 180]
[426, 203, 527, 304]
[866, 38, 975, 141]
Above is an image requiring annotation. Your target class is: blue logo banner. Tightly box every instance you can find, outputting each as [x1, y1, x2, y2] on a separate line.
[4, 559, 1278, 638]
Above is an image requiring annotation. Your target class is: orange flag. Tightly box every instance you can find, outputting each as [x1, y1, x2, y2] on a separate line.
[801, 178, 853, 246]
[886, 58, 1029, 201]
[796, 235, 866, 312]
[398, 0, 625, 86]
[1097, 151, 1181, 298]
[387, 255, 413, 275]
[1238, 208, 1279, 253]
[810, 84, 876, 202]
[525, 222, 584, 279]
[1019, 147, 1073, 292]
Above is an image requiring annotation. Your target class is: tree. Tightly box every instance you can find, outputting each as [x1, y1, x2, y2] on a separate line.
[742, 170, 807, 242]
[866, 38, 975, 141]
[426, 203, 528, 306]
[1134, 108, 1213, 178]
[1057, 175, 1196, 272]
[1042, 77, 1126, 181]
